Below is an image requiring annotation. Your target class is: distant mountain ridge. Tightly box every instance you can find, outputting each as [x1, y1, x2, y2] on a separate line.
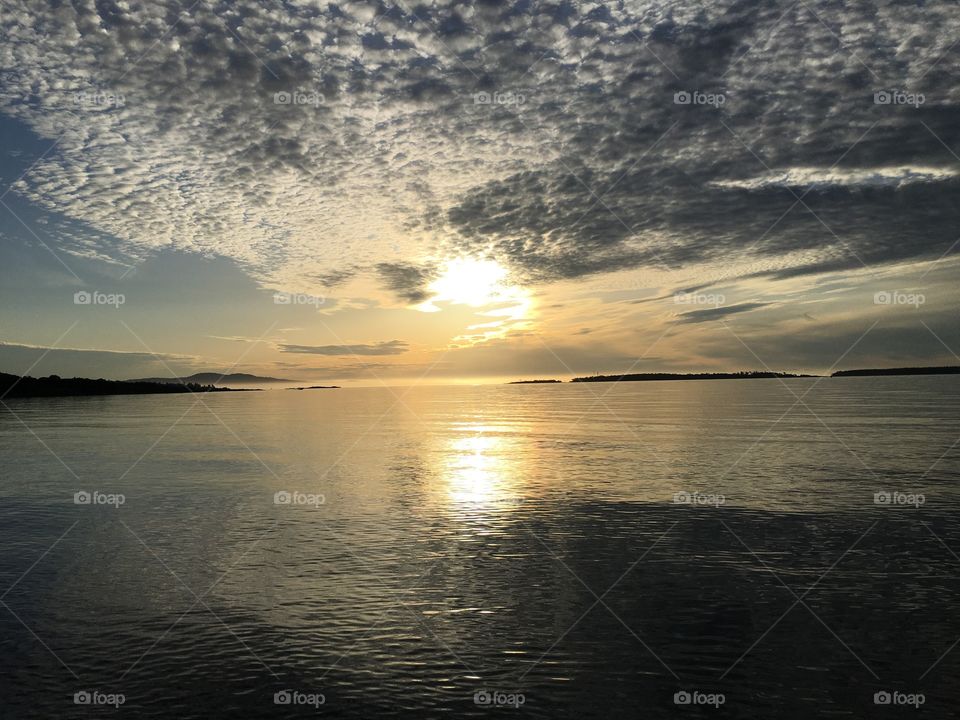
[128, 373, 291, 385]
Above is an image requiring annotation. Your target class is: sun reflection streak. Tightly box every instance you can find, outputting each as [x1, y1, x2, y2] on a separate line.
[443, 426, 524, 509]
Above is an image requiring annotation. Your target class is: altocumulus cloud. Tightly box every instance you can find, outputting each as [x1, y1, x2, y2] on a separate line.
[0, 0, 958, 297]
[279, 340, 409, 356]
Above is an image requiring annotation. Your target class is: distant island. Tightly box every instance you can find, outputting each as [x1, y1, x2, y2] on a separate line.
[288, 385, 341, 390]
[508, 366, 960, 384]
[128, 372, 291, 385]
[0, 372, 246, 399]
[572, 371, 813, 382]
[832, 366, 960, 377]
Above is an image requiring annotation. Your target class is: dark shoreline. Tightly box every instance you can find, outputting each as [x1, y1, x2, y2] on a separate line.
[571, 371, 813, 383]
[507, 365, 960, 384]
[508, 379, 563, 384]
[831, 366, 960, 377]
[0, 372, 252, 399]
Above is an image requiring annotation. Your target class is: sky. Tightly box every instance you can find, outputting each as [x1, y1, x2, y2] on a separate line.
[0, 0, 958, 385]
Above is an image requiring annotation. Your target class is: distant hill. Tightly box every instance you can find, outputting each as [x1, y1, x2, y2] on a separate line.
[571, 371, 813, 383]
[128, 372, 291, 385]
[832, 366, 960, 377]
[0, 372, 243, 399]
[508, 379, 562, 384]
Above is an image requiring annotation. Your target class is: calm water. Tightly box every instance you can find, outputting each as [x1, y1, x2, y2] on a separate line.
[1, 378, 959, 718]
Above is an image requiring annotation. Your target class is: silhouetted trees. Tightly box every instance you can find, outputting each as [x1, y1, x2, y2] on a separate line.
[0, 373, 241, 399]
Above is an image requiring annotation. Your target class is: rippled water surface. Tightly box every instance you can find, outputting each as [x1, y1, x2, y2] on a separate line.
[1, 378, 959, 718]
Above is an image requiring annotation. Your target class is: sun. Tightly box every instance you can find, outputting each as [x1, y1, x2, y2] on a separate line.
[414, 257, 535, 342]
[425, 258, 511, 307]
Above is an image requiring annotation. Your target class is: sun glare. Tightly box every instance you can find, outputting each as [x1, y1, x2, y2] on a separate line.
[426, 258, 510, 307]
[415, 258, 534, 342]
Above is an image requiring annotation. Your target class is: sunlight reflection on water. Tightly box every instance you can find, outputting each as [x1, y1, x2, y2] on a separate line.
[443, 426, 524, 509]
[1, 379, 960, 718]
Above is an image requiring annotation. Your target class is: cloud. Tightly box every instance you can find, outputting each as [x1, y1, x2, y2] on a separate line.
[0, 0, 957, 298]
[206, 335, 268, 344]
[0, 340, 199, 378]
[311, 268, 358, 288]
[710, 166, 958, 191]
[278, 340, 409, 356]
[675, 301, 770, 324]
[690, 308, 960, 372]
[374, 262, 437, 304]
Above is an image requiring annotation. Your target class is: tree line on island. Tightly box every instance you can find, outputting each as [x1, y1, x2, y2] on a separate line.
[0, 370, 330, 399]
[0, 372, 243, 399]
[509, 366, 960, 384]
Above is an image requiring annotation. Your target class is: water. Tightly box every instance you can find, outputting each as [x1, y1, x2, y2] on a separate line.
[1, 377, 958, 717]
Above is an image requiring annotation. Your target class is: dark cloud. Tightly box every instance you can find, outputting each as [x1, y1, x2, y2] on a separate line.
[311, 268, 357, 288]
[374, 262, 437, 304]
[676, 301, 770, 323]
[425, 2, 960, 283]
[278, 340, 409, 356]
[442, 145, 960, 283]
